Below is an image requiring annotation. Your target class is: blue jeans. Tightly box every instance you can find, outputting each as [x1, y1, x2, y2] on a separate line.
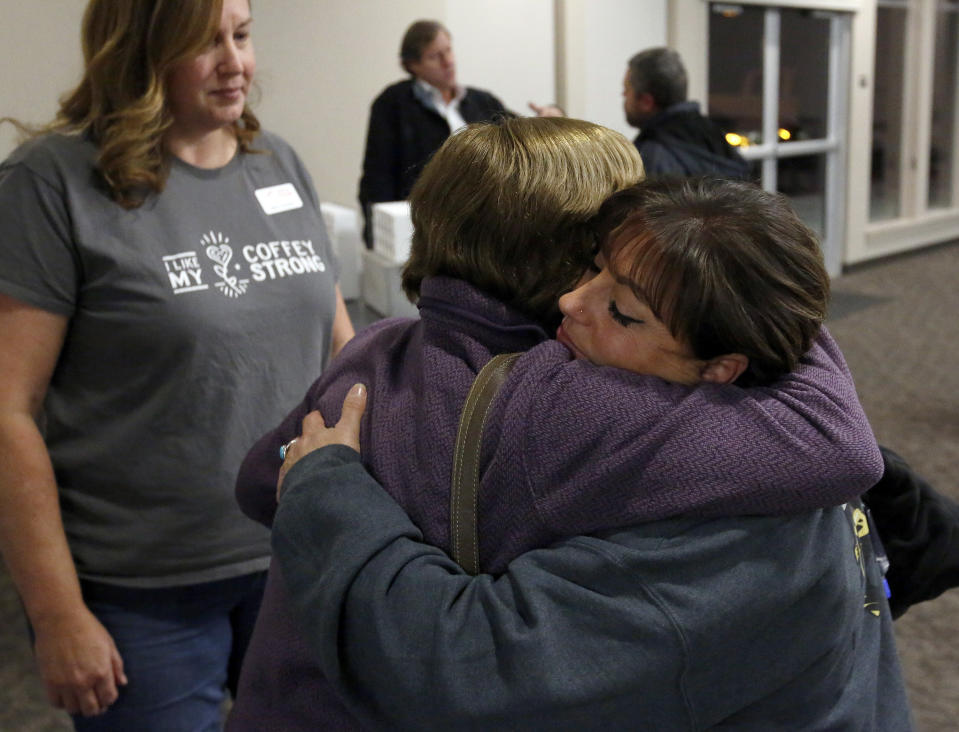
[72, 571, 267, 732]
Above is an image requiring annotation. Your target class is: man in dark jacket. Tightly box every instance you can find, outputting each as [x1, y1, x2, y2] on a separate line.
[625, 47, 750, 180]
[359, 20, 562, 247]
[357, 20, 508, 246]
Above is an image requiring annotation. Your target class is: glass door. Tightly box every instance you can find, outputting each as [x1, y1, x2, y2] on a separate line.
[871, 0, 911, 221]
[859, 0, 959, 260]
[707, 4, 851, 275]
[928, 0, 959, 210]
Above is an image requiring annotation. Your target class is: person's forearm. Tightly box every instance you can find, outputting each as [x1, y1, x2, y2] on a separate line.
[523, 327, 882, 534]
[721, 326, 884, 504]
[0, 415, 127, 715]
[749, 326, 883, 500]
[273, 446, 431, 727]
[0, 414, 86, 626]
[713, 325, 883, 501]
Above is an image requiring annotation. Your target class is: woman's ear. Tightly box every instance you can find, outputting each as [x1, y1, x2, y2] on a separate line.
[699, 354, 749, 385]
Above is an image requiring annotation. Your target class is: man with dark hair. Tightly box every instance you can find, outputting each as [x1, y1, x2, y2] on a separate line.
[625, 47, 750, 179]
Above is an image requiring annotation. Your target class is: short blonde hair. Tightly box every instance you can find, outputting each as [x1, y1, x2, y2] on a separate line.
[53, 0, 260, 208]
[402, 117, 644, 324]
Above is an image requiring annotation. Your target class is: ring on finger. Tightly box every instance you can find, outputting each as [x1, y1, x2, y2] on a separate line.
[279, 438, 298, 460]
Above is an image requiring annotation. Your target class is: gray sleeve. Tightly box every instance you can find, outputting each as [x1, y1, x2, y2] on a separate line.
[272, 446, 688, 731]
[273, 449, 899, 731]
[0, 155, 79, 314]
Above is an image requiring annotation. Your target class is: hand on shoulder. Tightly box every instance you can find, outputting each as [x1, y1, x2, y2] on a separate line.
[277, 384, 367, 499]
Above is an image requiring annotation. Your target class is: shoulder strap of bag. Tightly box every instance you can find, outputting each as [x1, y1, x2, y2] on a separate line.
[450, 352, 522, 575]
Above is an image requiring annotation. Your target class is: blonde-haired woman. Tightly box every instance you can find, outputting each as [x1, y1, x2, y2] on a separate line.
[0, 0, 352, 728]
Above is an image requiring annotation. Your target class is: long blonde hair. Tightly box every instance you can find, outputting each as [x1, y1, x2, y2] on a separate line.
[6, 0, 260, 208]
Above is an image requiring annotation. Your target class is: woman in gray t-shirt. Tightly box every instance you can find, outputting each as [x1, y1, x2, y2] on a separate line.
[0, 0, 353, 728]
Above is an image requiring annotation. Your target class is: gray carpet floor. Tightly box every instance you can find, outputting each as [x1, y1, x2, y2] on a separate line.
[1, 241, 957, 730]
[826, 240, 959, 732]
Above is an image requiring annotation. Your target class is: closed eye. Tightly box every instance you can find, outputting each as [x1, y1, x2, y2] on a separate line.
[609, 300, 644, 326]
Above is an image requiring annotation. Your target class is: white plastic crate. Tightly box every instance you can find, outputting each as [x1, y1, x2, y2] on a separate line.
[361, 249, 419, 319]
[371, 201, 414, 263]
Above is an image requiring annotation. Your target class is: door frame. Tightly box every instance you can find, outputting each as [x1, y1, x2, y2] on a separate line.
[671, 1, 852, 275]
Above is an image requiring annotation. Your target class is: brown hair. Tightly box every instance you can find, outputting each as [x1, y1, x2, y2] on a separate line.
[596, 177, 829, 385]
[400, 20, 448, 74]
[7, 0, 260, 208]
[402, 117, 644, 326]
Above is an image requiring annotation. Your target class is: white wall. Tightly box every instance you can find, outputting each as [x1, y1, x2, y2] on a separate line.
[668, 0, 708, 104]
[1, 0, 554, 214]
[0, 1, 86, 156]
[251, 0, 444, 209]
[446, 0, 555, 117]
[558, 0, 668, 140]
[256, 0, 554, 208]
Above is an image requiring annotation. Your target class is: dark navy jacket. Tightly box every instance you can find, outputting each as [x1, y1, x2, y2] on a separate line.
[635, 101, 750, 180]
[272, 446, 913, 730]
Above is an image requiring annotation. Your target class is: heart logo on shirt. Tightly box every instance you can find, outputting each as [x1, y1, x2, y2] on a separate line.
[200, 233, 249, 299]
[206, 244, 232, 268]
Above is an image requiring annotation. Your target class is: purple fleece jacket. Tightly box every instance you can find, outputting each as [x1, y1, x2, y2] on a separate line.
[227, 275, 882, 730]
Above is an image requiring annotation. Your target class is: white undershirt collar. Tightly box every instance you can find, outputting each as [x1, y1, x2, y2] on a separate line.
[414, 78, 468, 133]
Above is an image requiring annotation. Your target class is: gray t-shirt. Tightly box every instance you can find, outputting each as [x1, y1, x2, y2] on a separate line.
[0, 131, 340, 586]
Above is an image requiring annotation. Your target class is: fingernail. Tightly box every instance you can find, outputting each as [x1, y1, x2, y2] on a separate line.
[351, 383, 366, 397]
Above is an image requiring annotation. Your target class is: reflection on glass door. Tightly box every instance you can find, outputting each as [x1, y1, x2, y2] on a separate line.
[709, 5, 765, 144]
[870, 0, 959, 224]
[708, 4, 850, 275]
[930, 1, 959, 209]
[871, 1, 910, 220]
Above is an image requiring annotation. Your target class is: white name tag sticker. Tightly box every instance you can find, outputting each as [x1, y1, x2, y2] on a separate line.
[254, 183, 304, 215]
